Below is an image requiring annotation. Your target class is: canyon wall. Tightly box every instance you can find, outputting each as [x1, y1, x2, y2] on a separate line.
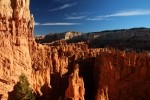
[94, 51, 150, 100]
[0, 0, 51, 99]
[0, 0, 150, 100]
[0, 0, 34, 99]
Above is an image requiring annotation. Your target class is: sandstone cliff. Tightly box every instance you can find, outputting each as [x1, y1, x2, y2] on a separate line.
[0, 0, 49, 99]
[0, 0, 150, 100]
[94, 51, 150, 100]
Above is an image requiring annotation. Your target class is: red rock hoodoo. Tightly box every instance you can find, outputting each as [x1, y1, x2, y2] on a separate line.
[65, 64, 85, 100]
[0, 0, 150, 100]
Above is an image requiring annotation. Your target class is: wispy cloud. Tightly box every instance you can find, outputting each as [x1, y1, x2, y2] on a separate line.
[87, 17, 109, 21]
[35, 22, 81, 26]
[87, 9, 150, 21]
[66, 16, 85, 20]
[42, 22, 81, 25]
[105, 9, 150, 17]
[65, 11, 96, 20]
[49, 2, 77, 12]
[35, 22, 40, 26]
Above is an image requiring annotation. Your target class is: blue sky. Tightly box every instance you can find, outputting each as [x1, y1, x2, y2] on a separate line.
[30, 0, 150, 35]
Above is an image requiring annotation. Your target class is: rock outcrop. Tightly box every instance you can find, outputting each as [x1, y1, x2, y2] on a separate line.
[0, 0, 49, 99]
[65, 64, 85, 100]
[95, 86, 109, 100]
[0, 0, 34, 99]
[0, 0, 150, 100]
[90, 28, 150, 50]
[35, 31, 83, 44]
[94, 51, 150, 100]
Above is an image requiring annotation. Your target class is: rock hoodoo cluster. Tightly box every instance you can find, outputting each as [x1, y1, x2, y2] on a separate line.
[94, 51, 150, 100]
[0, 0, 150, 100]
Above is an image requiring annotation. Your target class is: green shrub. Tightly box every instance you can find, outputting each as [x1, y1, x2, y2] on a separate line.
[12, 73, 35, 100]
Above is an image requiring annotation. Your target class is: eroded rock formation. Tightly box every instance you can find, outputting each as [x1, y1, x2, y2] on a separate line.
[65, 64, 85, 100]
[94, 51, 150, 100]
[95, 86, 109, 100]
[0, 0, 150, 100]
[0, 0, 48, 99]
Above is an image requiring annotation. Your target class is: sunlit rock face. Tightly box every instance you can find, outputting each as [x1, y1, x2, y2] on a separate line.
[35, 31, 83, 44]
[0, 0, 49, 99]
[0, 0, 88, 99]
[0, 0, 13, 18]
[13, 0, 31, 21]
[65, 64, 85, 100]
[0, 0, 150, 100]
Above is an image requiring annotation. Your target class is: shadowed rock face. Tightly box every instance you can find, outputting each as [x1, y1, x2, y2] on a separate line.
[89, 28, 150, 50]
[0, 0, 150, 100]
[94, 51, 150, 100]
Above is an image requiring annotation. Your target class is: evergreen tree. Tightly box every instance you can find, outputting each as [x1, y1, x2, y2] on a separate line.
[12, 73, 35, 100]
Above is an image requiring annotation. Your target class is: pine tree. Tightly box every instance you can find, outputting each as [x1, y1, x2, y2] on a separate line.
[12, 73, 35, 100]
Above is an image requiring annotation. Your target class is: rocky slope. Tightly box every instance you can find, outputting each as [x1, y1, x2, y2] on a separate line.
[35, 31, 83, 44]
[90, 28, 150, 50]
[0, 0, 150, 100]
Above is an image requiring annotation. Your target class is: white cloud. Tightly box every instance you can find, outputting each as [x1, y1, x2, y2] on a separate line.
[34, 22, 81, 26]
[65, 12, 96, 20]
[106, 9, 150, 17]
[88, 9, 150, 21]
[87, 17, 104, 21]
[34, 22, 40, 26]
[66, 16, 85, 20]
[87, 16, 112, 21]
[49, 2, 77, 12]
[42, 22, 81, 25]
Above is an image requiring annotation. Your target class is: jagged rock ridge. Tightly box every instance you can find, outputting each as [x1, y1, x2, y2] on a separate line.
[0, 0, 150, 100]
[35, 31, 83, 44]
[36, 28, 150, 50]
[94, 51, 150, 100]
